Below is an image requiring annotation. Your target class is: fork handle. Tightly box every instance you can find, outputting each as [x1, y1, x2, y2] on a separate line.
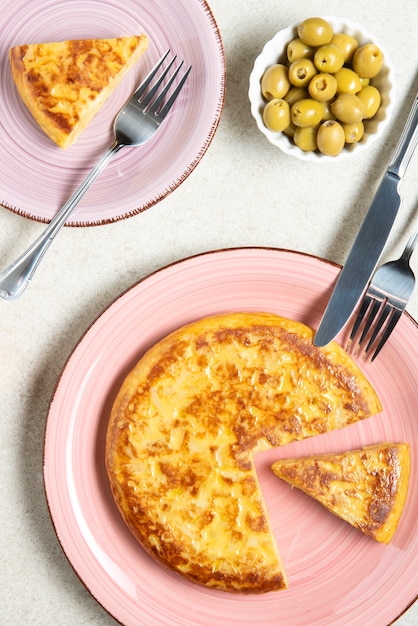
[387, 91, 418, 179]
[0, 140, 122, 300]
[401, 227, 418, 263]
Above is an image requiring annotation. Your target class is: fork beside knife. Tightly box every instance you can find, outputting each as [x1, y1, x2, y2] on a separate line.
[314, 89, 418, 359]
[0, 53, 416, 363]
[349, 226, 418, 360]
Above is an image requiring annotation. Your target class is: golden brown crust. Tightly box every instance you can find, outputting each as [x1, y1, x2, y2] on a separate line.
[272, 443, 410, 543]
[106, 312, 382, 592]
[10, 35, 149, 148]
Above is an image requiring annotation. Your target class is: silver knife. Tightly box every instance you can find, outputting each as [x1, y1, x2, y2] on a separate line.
[314, 90, 418, 347]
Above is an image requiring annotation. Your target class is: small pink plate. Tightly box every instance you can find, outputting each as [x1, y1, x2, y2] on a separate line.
[0, 0, 225, 225]
[44, 248, 418, 625]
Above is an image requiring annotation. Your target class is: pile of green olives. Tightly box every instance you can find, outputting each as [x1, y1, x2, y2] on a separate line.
[260, 17, 384, 156]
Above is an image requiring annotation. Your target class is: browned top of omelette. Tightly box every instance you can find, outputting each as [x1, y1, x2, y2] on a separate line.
[105, 312, 382, 593]
[272, 443, 410, 543]
[10, 35, 148, 148]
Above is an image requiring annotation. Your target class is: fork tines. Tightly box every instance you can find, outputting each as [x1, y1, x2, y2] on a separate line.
[348, 291, 403, 361]
[135, 50, 192, 120]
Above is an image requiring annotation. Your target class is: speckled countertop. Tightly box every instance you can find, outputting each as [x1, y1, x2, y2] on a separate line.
[0, 0, 417, 624]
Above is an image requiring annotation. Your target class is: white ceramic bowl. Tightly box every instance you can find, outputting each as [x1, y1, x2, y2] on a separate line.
[249, 16, 395, 162]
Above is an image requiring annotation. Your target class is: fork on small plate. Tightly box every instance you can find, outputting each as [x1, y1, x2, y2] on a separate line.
[0, 50, 191, 300]
[348, 226, 418, 361]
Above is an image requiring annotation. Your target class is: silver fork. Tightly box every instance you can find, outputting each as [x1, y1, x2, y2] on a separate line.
[0, 50, 191, 300]
[348, 226, 418, 361]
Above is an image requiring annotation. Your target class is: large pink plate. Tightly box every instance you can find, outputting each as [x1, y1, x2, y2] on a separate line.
[0, 0, 225, 225]
[44, 248, 418, 625]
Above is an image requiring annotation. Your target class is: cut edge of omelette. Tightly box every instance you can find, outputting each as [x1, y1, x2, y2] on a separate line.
[105, 312, 384, 593]
[9, 35, 149, 148]
[272, 442, 411, 543]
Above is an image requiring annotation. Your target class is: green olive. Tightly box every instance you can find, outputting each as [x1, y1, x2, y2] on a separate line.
[330, 33, 359, 62]
[261, 64, 291, 100]
[288, 58, 317, 87]
[314, 43, 345, 73]
[308, 73, 337, 101]
[291, 98, 323, 127]
[293, 125, 318, 151]
[357, 85, 381, 118]
[317, 120, 345, 155]
[321, 100, 335, 121]
[283, 121, 297, 138]
[284, 86, 309, 106]
[352, 44, 384, 78]
[343, 121, 364, 143]
[287, 38, 314, 62]
[263, 98, 291, 132]
[298, 17, 333, 47]
[331, 93, 365, 123]
[359, 77, 370, 88]
[334, 67, 362, 94]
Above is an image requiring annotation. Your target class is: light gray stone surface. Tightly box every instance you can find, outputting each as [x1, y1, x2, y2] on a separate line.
[1, 0, 417, 624]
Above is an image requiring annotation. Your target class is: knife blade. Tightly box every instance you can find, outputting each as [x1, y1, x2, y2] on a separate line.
[314, 90, 418, 347]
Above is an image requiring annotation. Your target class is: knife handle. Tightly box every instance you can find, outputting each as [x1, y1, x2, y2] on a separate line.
[387, 91, 418, 179]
